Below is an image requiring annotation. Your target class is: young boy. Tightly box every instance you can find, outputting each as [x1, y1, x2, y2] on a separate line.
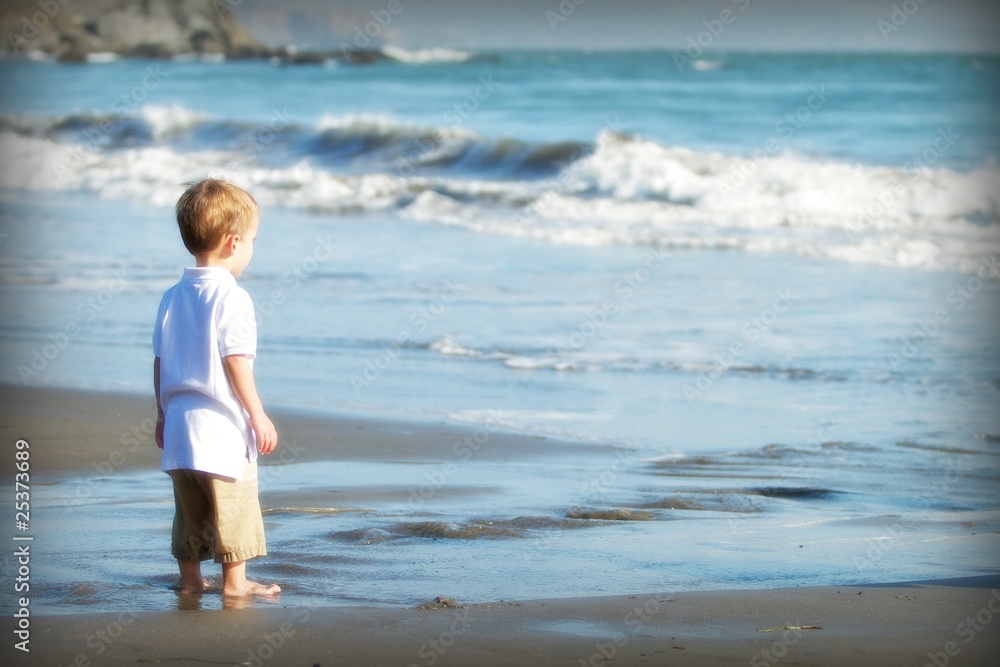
[153, 178, 280, 597]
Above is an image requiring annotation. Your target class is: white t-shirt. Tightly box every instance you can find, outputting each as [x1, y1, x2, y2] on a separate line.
[153, 266, 258, 480]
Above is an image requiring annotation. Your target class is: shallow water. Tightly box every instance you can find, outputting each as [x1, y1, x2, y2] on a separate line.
[1, 51, 998, 614]
[6, 424, 998, 615]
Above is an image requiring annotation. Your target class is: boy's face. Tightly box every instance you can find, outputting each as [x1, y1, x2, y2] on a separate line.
[230, 216, 259, 277]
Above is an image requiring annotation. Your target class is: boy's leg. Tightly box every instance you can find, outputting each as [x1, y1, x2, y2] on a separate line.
[200, 461, 280, 596]
[168, 470, 214, 593]
[177, 560, 207, 593]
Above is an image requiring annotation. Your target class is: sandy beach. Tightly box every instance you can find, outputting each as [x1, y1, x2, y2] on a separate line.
[2, 578, 999, 666]
[1, 385, 999, 665]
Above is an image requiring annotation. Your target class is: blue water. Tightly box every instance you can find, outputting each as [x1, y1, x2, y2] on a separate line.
[0, 50, 998, 613]
[2, 52, 998, 167]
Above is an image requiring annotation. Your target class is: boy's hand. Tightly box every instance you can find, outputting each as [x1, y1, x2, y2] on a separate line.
[153, 357, 164, 449]
[251, 412, 278, 455]
[155, 410, 165, 449]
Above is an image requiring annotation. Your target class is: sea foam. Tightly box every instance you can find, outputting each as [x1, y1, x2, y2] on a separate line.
[2, 107, 996, 273]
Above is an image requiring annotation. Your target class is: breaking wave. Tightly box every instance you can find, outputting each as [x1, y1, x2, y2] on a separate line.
[2, 105, 997, 272]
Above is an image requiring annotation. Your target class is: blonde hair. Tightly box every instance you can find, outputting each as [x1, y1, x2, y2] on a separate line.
[175, 179, 258, 254]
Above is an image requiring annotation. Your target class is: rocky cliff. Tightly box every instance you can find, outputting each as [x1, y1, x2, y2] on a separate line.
[1, 0, 270, 60]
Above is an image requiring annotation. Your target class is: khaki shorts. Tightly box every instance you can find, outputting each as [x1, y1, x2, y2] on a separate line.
[168, 460, 267, 564]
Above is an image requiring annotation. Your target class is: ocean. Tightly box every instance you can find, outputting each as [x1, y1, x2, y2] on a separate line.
[1, 49, 998, 613]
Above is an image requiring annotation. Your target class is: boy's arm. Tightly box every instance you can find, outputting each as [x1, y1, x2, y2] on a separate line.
[222, 354, 278, 455]
[153, 356, 164, 449]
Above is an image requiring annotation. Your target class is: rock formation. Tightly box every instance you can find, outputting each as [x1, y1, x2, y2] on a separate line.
[1, 0, 270, 61]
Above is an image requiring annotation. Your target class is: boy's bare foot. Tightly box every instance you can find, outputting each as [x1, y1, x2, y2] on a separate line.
[174, 577, 211, 594]
[222, 580, 281, 597]
[221, 560, 279, 597]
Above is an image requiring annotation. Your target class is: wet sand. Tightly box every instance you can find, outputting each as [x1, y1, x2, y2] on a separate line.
[5, 578, 1000, 665]
[2, 386, 999, 665]
[0, 385, 624, 481]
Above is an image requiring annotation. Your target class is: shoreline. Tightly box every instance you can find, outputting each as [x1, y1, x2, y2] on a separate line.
[3, 385, 999, 665]
[0, 384, 628, 483]
[3, 577, 999, 665]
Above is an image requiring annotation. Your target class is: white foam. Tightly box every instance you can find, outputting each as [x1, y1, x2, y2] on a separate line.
[0, 130, 414, 211]
[404, 132, 1000, 272]
[427, 336, 660, 374]
[139, 104, 208, 139]
[316, 113, 402, 133]
[691, 59, 723, 71]
[0, 133, 95, 191]
[381, 46, 474, 64]
[85, 52, 119, 64]
[314, 113, 476, 144]
[3, 121, 996, 273]
[430, 336, 480, 357]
